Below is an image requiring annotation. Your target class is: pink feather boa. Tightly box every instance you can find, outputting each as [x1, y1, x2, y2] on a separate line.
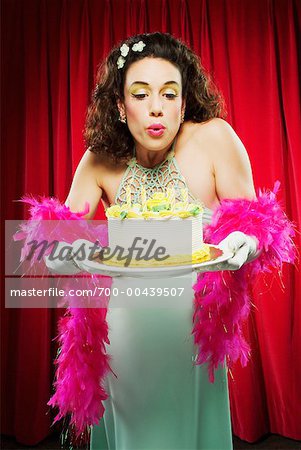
[14, 196, 112, 443]
[14, 184, 296, 441]
[193, 181, 296, 381]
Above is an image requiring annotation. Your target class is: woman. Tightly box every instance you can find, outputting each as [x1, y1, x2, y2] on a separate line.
[17, 31, 293, 450]
[66, 34, 255, 219]
[59, 32, 257, 450]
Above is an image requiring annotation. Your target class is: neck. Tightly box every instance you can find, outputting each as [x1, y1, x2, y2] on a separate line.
[134, 141, 175, 168]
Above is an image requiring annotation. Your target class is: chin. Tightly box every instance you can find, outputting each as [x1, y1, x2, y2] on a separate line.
[146, 140, 172, 152]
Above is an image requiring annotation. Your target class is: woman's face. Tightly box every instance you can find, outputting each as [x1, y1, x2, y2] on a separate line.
[118, 57, 185, 153]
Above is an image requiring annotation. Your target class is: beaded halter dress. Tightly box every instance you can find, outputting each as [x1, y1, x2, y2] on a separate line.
[90, 139, 232, 450]
[114, 138, 212, 223]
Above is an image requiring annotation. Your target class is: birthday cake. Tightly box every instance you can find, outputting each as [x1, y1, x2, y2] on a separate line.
[104, 189, 210, 267]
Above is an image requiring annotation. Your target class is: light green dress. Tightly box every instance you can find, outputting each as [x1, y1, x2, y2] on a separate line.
[90, 143, 233, 450]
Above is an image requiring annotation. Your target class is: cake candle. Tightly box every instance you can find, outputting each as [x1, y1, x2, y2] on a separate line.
[126, 185, 131, 208]
[141, 186, 147, 211]
[166, 188, 171, 204]
[168, 187, 175, 210]
[181, 187, 188, 209]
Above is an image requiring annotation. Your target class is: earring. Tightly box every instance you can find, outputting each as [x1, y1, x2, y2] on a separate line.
[181, 111, 185, 124]
[119, 113, 127, 124]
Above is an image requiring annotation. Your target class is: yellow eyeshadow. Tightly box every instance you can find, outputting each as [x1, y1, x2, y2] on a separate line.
[163, 88, 178, 95]
[130, 89, 179, 96]
[162, 83, 180, 94]
[129, 82, 179, 94]
[130, 88, 148, 95]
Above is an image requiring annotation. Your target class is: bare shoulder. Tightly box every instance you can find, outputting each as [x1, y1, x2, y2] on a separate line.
[75, 148, 104, 171]
[183, 118, 250, 166]
[181, 118, 255, 200]
[184, 118, 244, 150]
[77, 149, 124, 186]
[65, 148, 127, 217]
[181, 117, 230, 135]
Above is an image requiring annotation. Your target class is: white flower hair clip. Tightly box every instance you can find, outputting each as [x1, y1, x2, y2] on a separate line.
[117, 56, 125, 69]
[120, 43, 130, 57]
[117, 40, 146, 69]
[132, 40, 146, 52]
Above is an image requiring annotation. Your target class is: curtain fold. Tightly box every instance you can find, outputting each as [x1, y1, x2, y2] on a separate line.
[1, 0, 300, 445]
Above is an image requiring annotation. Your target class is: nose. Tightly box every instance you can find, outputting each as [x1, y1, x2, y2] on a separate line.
[149, 94, 163, 117]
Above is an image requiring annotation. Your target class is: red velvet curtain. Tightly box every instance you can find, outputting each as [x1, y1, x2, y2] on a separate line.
[1, 0, 300, 445]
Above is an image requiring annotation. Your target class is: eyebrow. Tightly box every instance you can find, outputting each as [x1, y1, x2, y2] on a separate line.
[129, 81, 180, 88]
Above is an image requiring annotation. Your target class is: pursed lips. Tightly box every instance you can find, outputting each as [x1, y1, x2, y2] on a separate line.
[147, 123, 166, 130]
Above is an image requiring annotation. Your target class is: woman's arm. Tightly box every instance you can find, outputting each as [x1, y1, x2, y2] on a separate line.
[44, 150, 104, 273]
[209, 118, 256, 201]
[65, 149, 103, 219]
[204, 119, 259, 270]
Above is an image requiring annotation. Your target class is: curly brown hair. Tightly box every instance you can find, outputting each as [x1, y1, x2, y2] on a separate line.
[84, 32, 226, 162]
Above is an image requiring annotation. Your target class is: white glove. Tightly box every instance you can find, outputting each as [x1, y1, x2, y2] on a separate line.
[205, 231, 259, 272]
[44, 239, 101, 275]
